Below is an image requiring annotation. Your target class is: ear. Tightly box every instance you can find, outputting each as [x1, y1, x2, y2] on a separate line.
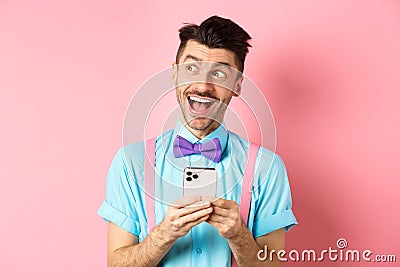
[232, 76, 243, 97]
[171, 62, 178, 85]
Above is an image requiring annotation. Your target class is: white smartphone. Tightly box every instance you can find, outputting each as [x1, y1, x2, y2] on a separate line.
[183, 167, 217, 198]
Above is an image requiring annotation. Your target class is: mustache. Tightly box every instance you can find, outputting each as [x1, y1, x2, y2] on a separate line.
[185, 90, 218, 100]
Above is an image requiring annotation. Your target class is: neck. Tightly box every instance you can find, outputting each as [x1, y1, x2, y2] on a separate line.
[180, 116, 221, 140]
[190, 122, 220, 140]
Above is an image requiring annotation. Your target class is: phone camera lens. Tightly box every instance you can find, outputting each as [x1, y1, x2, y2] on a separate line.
[186, 171, 192, 176]
[192, 174, 198, 179]
[186, 177, 192, 181]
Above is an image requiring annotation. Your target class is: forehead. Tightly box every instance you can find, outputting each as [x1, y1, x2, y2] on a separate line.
[178, 40, 238, 69]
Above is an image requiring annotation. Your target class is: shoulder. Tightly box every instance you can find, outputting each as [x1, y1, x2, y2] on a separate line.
[120, 141, 145, 165]
[116, 129, 175, 168]
[104, 141, 146, 184]
[227, 131, 250, 154]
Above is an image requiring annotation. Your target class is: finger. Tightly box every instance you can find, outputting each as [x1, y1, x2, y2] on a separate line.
[172, 196, 202, 208]
[181, 213, 210, 232]
[212, 206, 232, 217]
[178, 202, 211, 218]
[211, 198, 237, 209]
[185, 200, 211, 209]
[180, 206, 213, 225]
[206, 218, 223, 230]
[208, 213, 229, 224]
[211, 198, 229, 208]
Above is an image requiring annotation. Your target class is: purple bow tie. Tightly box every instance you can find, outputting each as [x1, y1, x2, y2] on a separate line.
[173, 135, 222, 163]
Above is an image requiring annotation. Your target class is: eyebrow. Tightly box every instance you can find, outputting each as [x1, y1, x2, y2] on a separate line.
[183, 54, 232, 69]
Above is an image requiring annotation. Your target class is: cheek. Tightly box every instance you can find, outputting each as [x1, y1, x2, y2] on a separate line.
[216, 88, 234, 102]
[176, 85, 190, 101]
[178, 85, 192, 95]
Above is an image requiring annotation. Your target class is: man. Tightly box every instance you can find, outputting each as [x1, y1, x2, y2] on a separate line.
[98, 16, 297, 267]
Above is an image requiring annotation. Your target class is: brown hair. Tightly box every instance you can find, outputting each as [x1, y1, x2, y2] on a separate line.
[176, 16, 252, 72]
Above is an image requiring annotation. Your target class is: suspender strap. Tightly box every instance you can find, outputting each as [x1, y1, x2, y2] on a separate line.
[231, 143, 259, 267]
[144, 138, 156, 233]
[238, 143, 259, 225]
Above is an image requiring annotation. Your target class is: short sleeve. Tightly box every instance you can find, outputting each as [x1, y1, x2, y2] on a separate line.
[251, 151, 298, 238]
[97, 148, 141, 236]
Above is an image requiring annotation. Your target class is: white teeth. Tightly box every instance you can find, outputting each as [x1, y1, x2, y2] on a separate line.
[189, 96, 212, 103]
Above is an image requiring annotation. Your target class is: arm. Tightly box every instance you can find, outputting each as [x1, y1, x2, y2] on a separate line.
[107, 222, 172, 267]
[108, 196, 213, 267]
[207, 199, 284, 267]
[228, 224, 285, 267]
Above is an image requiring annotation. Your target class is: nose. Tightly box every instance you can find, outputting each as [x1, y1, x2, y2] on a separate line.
[192, 81, 213, 92]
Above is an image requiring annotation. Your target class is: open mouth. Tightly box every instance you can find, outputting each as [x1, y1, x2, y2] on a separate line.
[187, 95, 216, 115]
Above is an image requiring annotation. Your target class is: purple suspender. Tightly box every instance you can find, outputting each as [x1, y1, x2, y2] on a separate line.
[144, 138, 259, 267]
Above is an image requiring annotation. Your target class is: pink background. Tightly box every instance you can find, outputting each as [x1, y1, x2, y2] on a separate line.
[1, 0, 399, 266]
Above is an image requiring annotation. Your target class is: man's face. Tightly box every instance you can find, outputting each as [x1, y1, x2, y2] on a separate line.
[174, 40, 242, 135]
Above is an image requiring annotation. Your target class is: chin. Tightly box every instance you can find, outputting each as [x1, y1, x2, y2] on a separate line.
[186, 117, 215, 131]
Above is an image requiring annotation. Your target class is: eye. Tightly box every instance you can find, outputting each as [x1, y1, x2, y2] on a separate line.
[187, 64, 199, 73]
[211, 70, 227, 80]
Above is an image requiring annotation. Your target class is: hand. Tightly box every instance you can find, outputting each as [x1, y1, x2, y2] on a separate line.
[158, 196, 213, 242]
[207, 198, 244, 240]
